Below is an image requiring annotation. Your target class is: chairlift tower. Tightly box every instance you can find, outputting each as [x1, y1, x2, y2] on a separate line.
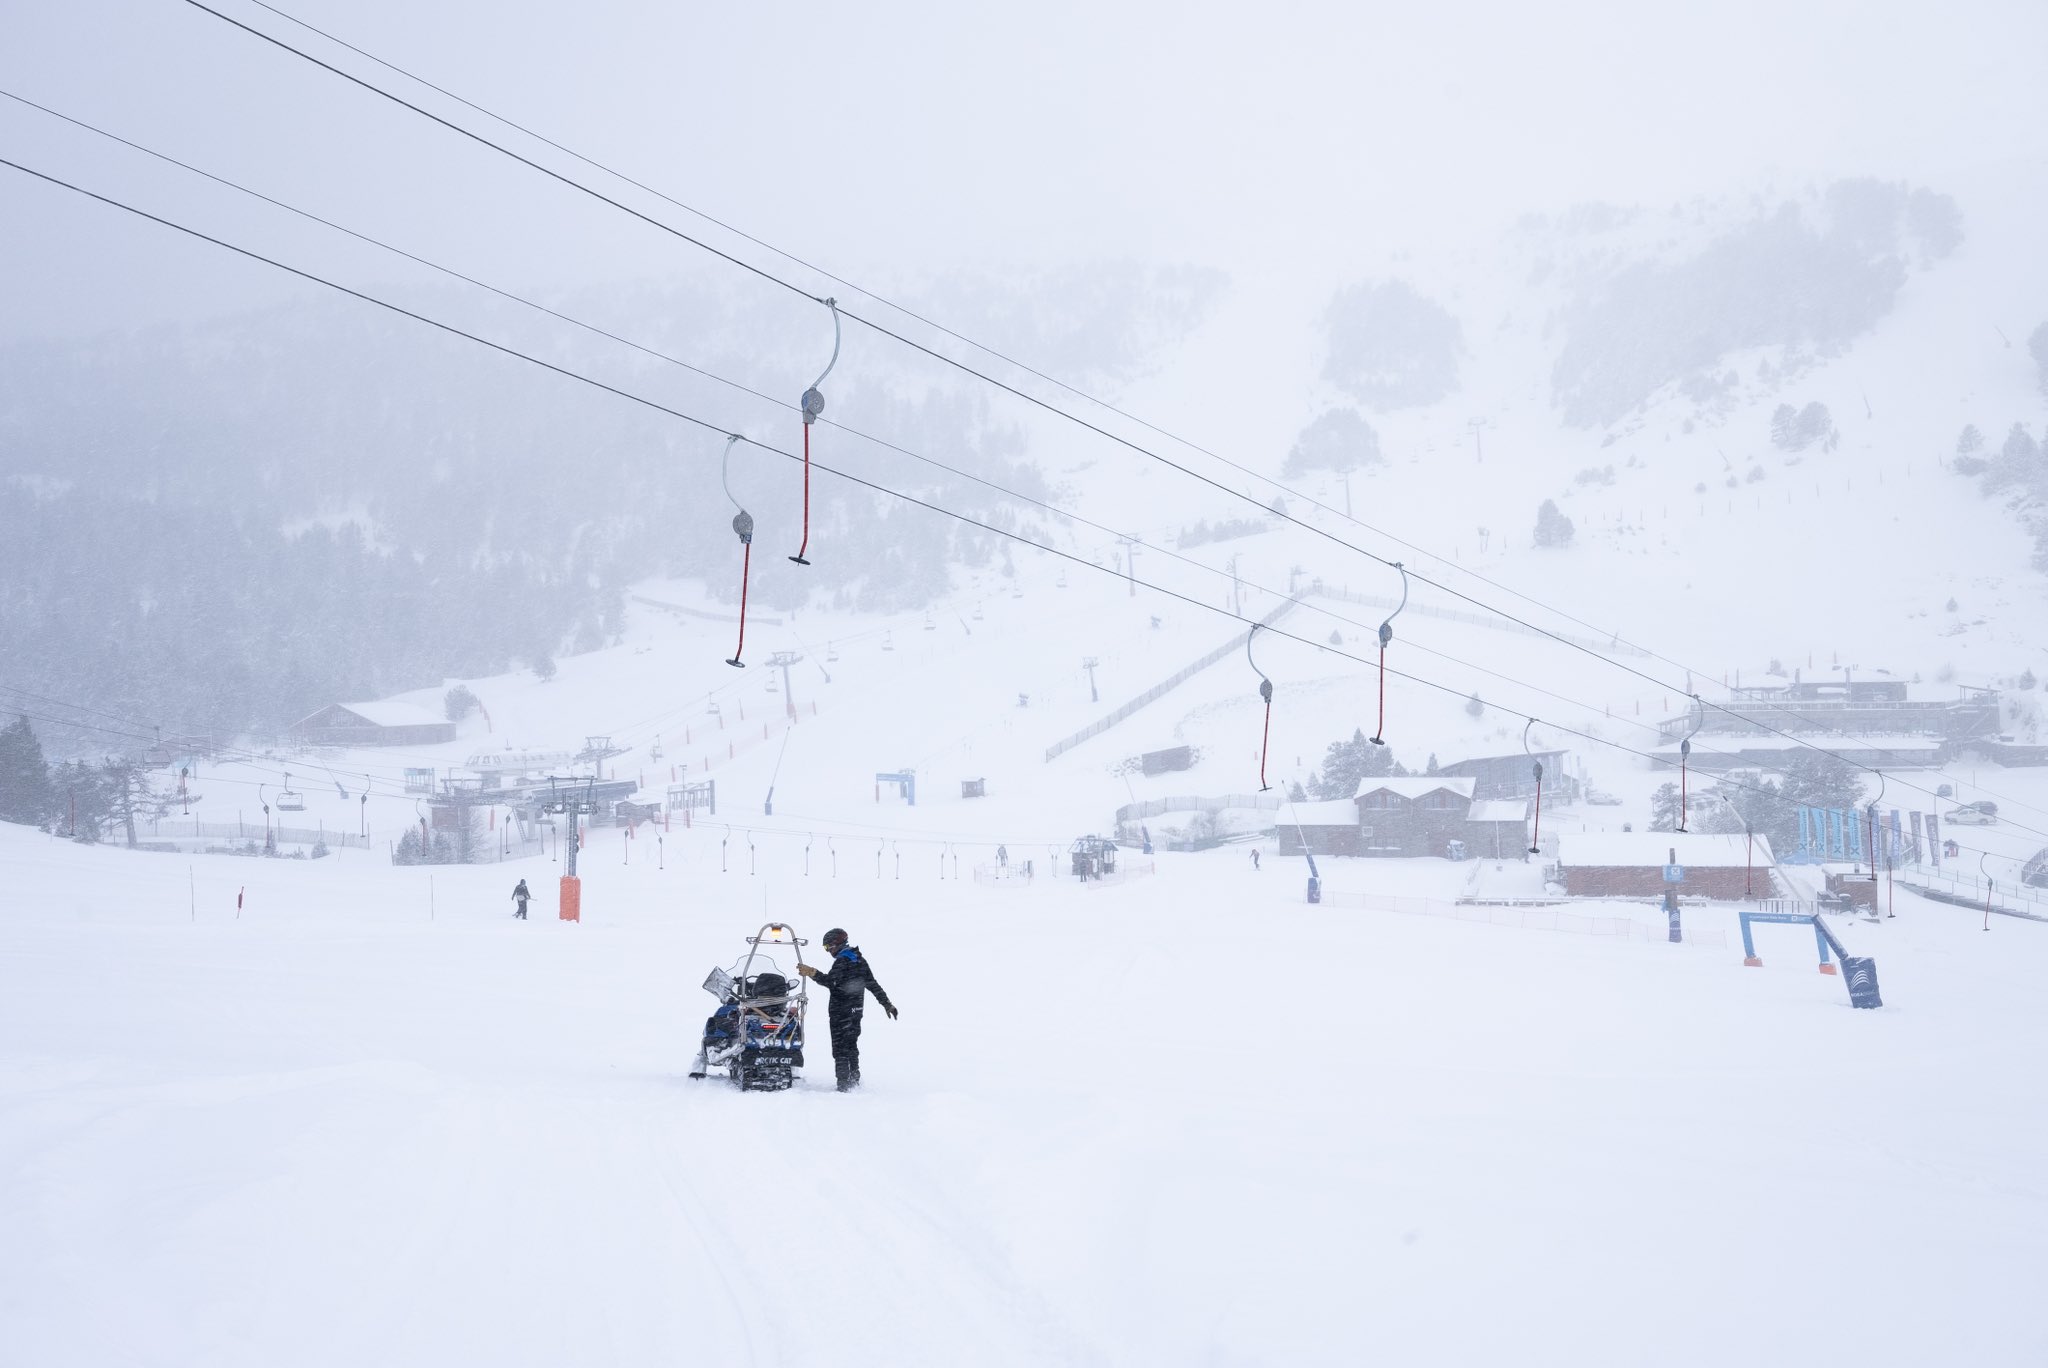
[538, 775, 600, 921]
[576, 735, 627, 781]
[1082, 657, 1100, 703]
[766, 650, 803, 718]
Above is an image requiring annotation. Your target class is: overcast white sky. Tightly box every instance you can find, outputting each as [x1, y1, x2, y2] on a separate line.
[3, 0, 2044, 342]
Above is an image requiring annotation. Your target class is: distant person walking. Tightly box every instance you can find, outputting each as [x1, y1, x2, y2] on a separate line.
[997, 844, 1009, 870]
[511, 878, 530, 920]
[1250, 848, 1262, 871]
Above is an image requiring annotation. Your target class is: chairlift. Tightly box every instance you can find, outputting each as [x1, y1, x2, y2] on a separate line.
[923, 615, 937, 632]
[971, 605, 984, 622]
[1056, 571, 1067, 588]
[882, 631, 896, 652]
[765, 674, 779, 693]
[1011, 588, 1024, 600]
[276, 772, 305, 812]
[826, 641, 840, 663]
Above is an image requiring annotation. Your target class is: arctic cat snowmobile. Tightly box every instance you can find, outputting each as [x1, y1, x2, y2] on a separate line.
[689, 922, 809, 1092]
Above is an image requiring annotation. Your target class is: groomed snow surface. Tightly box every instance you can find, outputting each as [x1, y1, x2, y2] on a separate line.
[3, 821, 2043, 1367]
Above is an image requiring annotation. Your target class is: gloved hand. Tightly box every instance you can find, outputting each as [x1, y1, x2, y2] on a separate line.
[884, 1003, 899, 1020]
[796, 963, 818, 978]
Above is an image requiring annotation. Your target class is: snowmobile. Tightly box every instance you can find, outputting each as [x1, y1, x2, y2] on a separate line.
[689, 922, 809, 1091]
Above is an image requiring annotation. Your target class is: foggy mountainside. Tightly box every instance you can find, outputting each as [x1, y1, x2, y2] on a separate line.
[0, 265, 1218, 748]
[1545, 179, 1962, 427]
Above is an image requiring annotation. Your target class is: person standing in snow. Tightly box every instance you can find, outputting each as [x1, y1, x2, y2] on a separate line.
[1250, 848, 1261, 871]
[997, 843, 1009, 869]
[511, 878, 530, 919]
[796, 927, 896, 1091]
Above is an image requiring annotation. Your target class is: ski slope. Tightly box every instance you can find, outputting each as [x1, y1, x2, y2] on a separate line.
[3, 811, 2045, 1366]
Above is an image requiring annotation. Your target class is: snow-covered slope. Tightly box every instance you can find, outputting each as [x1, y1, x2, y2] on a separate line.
[4, 794, 2046, 1365]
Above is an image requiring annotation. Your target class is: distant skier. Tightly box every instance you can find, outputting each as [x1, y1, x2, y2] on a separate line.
[1250, 848, 1261, 871]
[996, 844, 1009, 869]
[796, 927, 896, 1091]
[511, 878, 530, 920]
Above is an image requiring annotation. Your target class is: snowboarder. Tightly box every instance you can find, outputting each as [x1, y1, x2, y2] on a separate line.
[511, 878, 530, 919]
[796, 927, 896, 1091]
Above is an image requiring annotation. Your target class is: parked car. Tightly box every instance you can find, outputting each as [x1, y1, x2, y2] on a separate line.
[1585, 788, 1622, 806]
[1946, 803, 1997, 826]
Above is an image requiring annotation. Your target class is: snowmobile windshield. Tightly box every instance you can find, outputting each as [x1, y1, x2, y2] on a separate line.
[729, 949, 791, 980]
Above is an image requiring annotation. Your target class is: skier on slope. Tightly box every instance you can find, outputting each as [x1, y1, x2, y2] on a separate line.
[796, 927, 897, 1091]
[511, 878, 530, 920]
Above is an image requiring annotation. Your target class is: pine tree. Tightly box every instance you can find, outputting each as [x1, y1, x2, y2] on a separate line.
[1649, 782, 1684, 832]
[1465, 693, 1484, 718]
[1312, 728, 1396, 799]
[0, 715, 55, 827]
[444, 685, 481, 723]
[1771, 404, 1798, 449]
[1533, 500, 1575, 548]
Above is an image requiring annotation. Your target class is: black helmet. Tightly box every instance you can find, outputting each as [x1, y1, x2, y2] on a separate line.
[822, 927, 848, 950]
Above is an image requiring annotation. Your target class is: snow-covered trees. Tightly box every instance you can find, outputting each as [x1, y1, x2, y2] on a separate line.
[1310, 729, 1405, 800]
[1533, 499, 1575, 548]
[2030, 322, 2048, 397]
[0, 715, 54, 827]
[1283, 408, 1382, 479]
[1649, 782, 1684, 832]
[1771, 401, 1836, 453]
[444, 685, 481, 723]
[1321, 281, 1462, 410]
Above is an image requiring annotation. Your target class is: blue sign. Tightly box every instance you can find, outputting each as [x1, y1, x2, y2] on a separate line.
[1663, 864, 1685, 883]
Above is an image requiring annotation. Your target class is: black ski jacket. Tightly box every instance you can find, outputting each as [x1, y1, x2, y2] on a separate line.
[813, 945, 893, 1015]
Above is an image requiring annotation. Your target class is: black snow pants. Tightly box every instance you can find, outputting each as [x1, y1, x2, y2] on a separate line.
[828, 1004, 864, 1090]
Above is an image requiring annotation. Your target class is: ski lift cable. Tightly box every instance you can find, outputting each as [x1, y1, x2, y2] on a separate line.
[19, 159, 2030, 846]
[16, 98, 2014, 822]
[206, 0, 1692, 676]
[162, 12, 2028, 820]
[1370, 562, 1407, 747]
[790, 298, 838, 567]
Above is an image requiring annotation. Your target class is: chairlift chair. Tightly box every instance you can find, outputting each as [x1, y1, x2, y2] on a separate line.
[826, 641, 840, 663]
[882, 631, 896, 652]
[923, 615, 936, 632]
[276, 773, 305, 812]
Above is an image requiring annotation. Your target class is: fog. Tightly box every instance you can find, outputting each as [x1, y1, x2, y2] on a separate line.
[2, 0, 2046, 755]
[5, 0, 2043, 339]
